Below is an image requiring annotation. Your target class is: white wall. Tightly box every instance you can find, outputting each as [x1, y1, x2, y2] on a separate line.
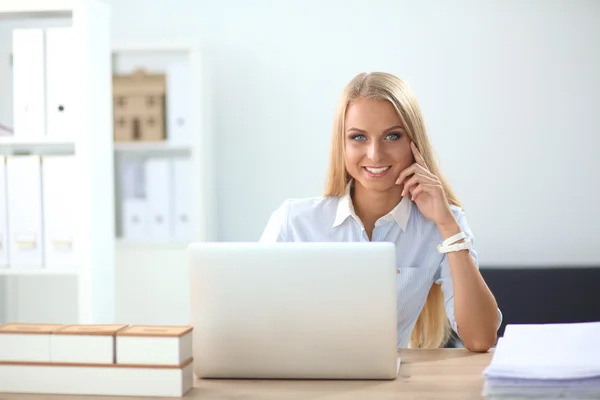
[2, 0, 600, 325]
[115, 244, 190, 325]
[108, 0, 600, 267]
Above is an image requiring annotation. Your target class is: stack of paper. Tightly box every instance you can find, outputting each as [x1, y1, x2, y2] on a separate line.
[483, 321, 600, 399]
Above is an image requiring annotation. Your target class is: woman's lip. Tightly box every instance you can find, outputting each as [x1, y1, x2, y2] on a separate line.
[362, 166, 391, 177]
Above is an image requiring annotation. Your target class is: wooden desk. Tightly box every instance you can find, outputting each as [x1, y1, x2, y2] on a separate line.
[0, 349, 492, 400]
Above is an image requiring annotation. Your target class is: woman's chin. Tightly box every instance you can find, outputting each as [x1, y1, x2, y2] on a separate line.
[355, 177, 400, 193]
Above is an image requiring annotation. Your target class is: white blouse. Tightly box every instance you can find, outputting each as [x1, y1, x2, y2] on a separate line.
[260, 182, 501, 348]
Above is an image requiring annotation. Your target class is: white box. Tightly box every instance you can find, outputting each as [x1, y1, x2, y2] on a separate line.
[116, 325, 193, 366]
[0, 323, 63, 362]
[0, 362, 194, 397]
[6, 156, 43, 267]
[42, 156, 77, 269]
[172, 158, 192, 241]
[45, 27, 75, 139]
[50, 324, 128, 364]
[144, 158, 171, 241]
[166, 60, 192, 145]
[0, 156, 8, 266]
[12, 28, 46, 137]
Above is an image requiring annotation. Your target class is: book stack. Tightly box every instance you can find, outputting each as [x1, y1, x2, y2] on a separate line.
[0, 323, 194, 397]
[483, 321, 600, 399]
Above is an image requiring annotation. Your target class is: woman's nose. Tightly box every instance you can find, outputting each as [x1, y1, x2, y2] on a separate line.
[367, 143, 383, 162]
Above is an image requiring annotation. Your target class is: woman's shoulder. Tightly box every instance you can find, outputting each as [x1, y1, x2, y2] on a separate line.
[260, 195, 341, 242]
[272, 195, 340, 219]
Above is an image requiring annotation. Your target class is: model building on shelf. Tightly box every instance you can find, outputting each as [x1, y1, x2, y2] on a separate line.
[113, 68, 166, 142]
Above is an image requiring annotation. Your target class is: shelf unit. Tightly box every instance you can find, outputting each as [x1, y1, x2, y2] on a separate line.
[0, 0, 114, 324]
[111, 41, 215, 246]
[110, 42, 215, 326]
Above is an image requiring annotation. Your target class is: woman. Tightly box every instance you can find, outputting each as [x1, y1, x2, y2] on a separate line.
[260, 72, 501, 352]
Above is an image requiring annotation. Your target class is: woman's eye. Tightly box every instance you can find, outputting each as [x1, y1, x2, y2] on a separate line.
[386, 132, 402, 140]
[350, 134, 366, 141]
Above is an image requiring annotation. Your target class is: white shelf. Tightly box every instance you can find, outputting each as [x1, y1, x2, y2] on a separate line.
[0, 136, 74, 156]
[112, 41, 200, 53]
[116, 239, 190, 250]
[0, 268, 77, 276]
[113, 142, 191, 156]
[0, 0, 74, 16]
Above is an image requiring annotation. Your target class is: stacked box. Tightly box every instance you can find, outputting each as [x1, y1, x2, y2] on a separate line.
[116, 325, 193, 366]
[0, 323, 63, 362]
[0, 323, 194, 397]
[51, 324, 128, 364]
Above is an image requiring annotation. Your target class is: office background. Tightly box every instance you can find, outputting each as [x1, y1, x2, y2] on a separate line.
[0, 0, 599, 342]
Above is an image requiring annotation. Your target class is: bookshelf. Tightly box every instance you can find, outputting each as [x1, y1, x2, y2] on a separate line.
[0, 0, 114, 324]
[110, 42, 215, 326]
[111, 41, 215, 247]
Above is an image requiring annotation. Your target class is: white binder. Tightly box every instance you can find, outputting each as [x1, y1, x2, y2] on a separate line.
[122, 199, 149, 242]
[12, 28, 46, 137]
[166, 60, 192, 145]
[6, 156, 43, 268]
[119, 156, 148, 242]
[144, 158, 171, 241]
[45, 27, 75, 139]
[42, 156, 76, 269]
[0, 156, 8, 267]
[172, 158, 192, 241]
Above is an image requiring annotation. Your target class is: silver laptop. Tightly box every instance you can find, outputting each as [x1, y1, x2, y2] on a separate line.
[188, 242, 400, 380]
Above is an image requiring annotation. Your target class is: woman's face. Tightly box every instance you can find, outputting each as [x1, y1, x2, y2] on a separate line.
[344, 98, 413, 193]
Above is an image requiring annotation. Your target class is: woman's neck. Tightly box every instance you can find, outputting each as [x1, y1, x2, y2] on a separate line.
[351, 182, 403, 236]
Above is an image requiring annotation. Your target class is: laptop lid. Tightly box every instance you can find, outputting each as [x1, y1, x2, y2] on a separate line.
[188, 242, 399, 380]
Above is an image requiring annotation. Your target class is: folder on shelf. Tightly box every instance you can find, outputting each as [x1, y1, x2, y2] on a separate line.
[118, 155, 145, 199]
[45, 27, 75, 139]
[6, 156, 43, 268]
[145, 158, 171, 241]
[12, 28, 46, 137]
[172, 157, 192, 241]
[119, 156, 149, 242]
[122, 198, 149, 242]
[42, 155, 77, 269]
[166, 59, 192, 145]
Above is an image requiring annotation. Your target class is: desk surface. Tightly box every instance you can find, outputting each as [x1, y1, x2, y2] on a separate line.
[1, 349, 493, 400]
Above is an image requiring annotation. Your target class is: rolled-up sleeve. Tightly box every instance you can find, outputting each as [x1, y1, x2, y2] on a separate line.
[434, 209, 503, 335]
[259, 200, 291, 242]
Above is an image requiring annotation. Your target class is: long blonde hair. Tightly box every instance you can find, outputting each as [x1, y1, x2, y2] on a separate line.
[324, 72, 460, 348]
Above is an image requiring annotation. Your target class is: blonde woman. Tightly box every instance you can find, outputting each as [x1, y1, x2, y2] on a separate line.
[260, 72, 501, 352]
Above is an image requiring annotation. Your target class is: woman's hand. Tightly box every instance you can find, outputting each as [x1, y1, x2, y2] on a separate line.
[396, 142, 455, 227]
